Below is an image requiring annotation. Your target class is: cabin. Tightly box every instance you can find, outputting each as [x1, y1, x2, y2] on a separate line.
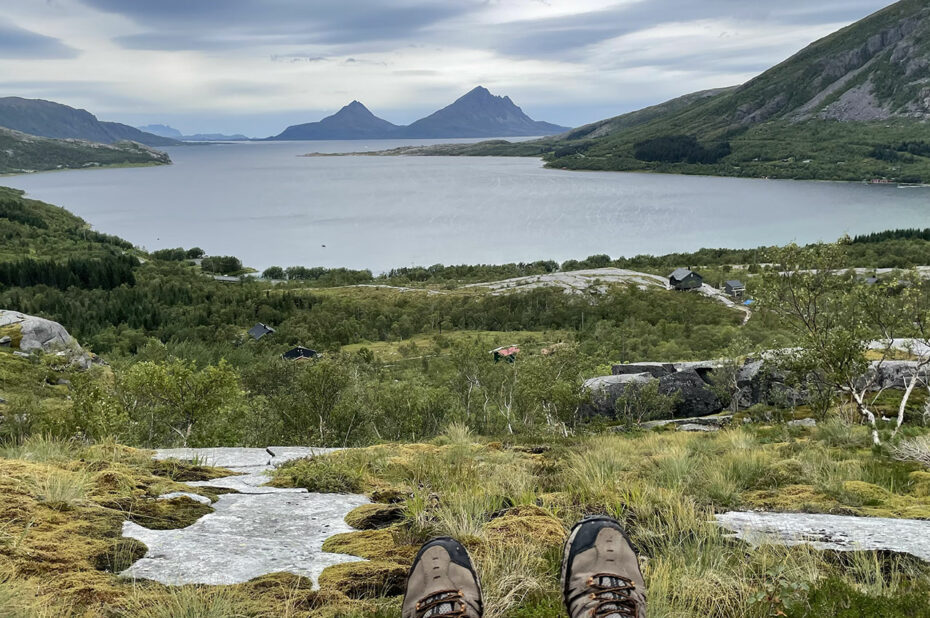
[491, 345, 519, 363]
[248, 323, 275, 341]
[283, 346, 319, 361]
[669, 268, 703, 291]
[724, 280, 746, 298]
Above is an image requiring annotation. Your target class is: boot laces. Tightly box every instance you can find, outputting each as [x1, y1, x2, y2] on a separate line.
[586, 574, 639, 617]
[416, 589, 468, 617]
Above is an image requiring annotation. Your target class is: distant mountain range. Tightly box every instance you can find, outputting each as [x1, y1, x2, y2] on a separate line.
[439, 0, 930, 183]
[0, 97, 180, 148]
[138, 124, 249, 142]
[270, 87, 570, 140]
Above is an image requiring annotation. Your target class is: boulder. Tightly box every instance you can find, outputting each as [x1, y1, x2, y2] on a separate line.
[678, 423, 720, 432]
[583, 369, 723, 420]
[0, 310, 77, 353]
[0, 310, 94, 369]
[611, 362, 676, 378]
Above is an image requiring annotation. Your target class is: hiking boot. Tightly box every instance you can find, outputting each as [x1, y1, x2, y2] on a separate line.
[402, 537, 483, 618]
[561, 516, 646, 618]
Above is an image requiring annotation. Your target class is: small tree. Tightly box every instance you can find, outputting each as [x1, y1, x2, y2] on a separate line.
[614, 379, 680, 428]
[756, 244, 925, 445]
[262, 266, 285, 280]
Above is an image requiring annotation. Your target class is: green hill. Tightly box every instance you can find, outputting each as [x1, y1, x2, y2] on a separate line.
[0, 127, 171, 175]
[0, 97, 181, 147]
[460, 0, 930, 182]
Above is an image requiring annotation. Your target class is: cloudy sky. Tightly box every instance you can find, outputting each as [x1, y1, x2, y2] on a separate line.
[0, 0, 895, 136]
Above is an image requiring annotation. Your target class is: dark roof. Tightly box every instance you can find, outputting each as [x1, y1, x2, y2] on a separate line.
[248, 323, 275, 340]
[725, 280, 745, 288]
[283, 346, 318, 361]
[670, 268, 697, 281]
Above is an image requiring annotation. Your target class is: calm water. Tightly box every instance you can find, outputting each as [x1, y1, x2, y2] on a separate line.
[4, 140, 929, 272]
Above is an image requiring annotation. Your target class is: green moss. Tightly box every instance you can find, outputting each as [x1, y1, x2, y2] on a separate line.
[126, 496, 214, 530]
[317, 561, 407, 600]
[270, 456, 364, 493]
[345, 503, 404, 530]
[150, 459, 236, 482]
[322, 528, 418, 564]
[0, 324, 23, 348]
[483, 511, 566, 548]
[742, 484, 844, 513]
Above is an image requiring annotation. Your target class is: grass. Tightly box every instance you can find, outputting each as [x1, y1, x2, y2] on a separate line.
[341, 329, 571, 362]
[270, 419, 930, 617]
[0, 419, 928, 616]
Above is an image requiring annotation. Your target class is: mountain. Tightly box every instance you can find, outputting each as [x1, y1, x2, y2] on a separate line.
[403, 86, 570, 138]
[0, 126, 171, 174]
[0, 98, 181, 148]
[138, 124, 184, 139]
[270, 88, 570, 140]
[532, 0, 930, 182]
[181, 133, 250, 142]
[138, 124, 249, 141]
[273, 101, 401, 140]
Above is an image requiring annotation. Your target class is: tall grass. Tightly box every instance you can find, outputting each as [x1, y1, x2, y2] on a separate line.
[474, 542, 555, 618]
[120, 587, 247, 618]
[30, 468, 90, 509]
[0, 434, 81, 462]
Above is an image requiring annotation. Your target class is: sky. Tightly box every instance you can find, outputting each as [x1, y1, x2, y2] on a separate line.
[0, 0, 897, 137]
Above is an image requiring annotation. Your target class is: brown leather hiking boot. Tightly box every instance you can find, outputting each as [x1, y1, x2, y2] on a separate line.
[561, 516, 646, 618]
[402, 537, 483, 618]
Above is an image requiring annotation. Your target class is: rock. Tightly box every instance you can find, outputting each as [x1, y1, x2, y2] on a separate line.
[12, 351, 29, 359]
[0, 310, 77, 352]
[583, 369, 722, 420]
[612, 362, 676, 378]
[640, 414, 733, 430]
[122, 446, 368, 587]
[677, 423, 721, 432]
[715, 511, 930, 562]
[56, 378, 71, 387]
[0, 335, 10, 346]
[788, 418, 817, 428]
[157, 492, 212, 505]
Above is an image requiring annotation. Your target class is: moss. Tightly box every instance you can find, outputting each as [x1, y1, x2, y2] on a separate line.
[317, 561, 408, 599]
[369, 487, 409, 504]
[789, 576, 930, 618]
[483, 507, 566, 548]
[345, 503, 404, 530]
[92, 537, 148, 573]
[837, 481, 930, 519]
[759, 458, 806, 488]
[150, 459, 236, 482]
[0, 323, 23, 348]
[126, 496, 214, 530]
[910, 471, 930, 498]
[742, 484, 844, 513]
[322, 528, 418, 564]
[269, 456, 364, 493]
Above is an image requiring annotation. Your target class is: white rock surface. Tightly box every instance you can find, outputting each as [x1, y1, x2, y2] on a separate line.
[122, 446, 367, 586]
[0, 309, 77, 352]
[157, 492, 212, 505]
[716, 511, 930, 561]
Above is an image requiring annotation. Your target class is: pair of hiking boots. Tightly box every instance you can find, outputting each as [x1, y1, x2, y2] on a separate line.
[402, 515, 646, 618]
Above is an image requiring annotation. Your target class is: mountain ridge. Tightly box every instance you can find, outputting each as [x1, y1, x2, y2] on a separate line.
[0, 97, 181, 148]
[270, 87, 570, 140]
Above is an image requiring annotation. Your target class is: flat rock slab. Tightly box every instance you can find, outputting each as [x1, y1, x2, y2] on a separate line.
[122, 446, 367, 587]
[716, 512, 930, 562]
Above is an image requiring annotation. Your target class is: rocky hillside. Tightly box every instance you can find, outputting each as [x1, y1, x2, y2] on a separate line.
[443, 0, 930, 182]
[0, 97, 180, 147]
[402, 86, 569, 138]
[0, 127, 171, 174]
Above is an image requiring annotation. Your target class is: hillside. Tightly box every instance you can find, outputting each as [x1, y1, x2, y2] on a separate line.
[437, 0, 930, 182]
[0, 97, 181, 148]
[0, 127, 171, 175]
[139, 124, 249, 141]
[270, 87, 569, 140]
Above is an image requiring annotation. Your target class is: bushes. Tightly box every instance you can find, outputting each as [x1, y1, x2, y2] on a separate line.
[633, 135, 732, 164]
[200, 255, 242, 274]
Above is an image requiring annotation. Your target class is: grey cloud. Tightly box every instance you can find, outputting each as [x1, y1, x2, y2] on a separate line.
[0, 21, 79, 59]
[469, 0, 890, 60]
[80, 0, 476, 50]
